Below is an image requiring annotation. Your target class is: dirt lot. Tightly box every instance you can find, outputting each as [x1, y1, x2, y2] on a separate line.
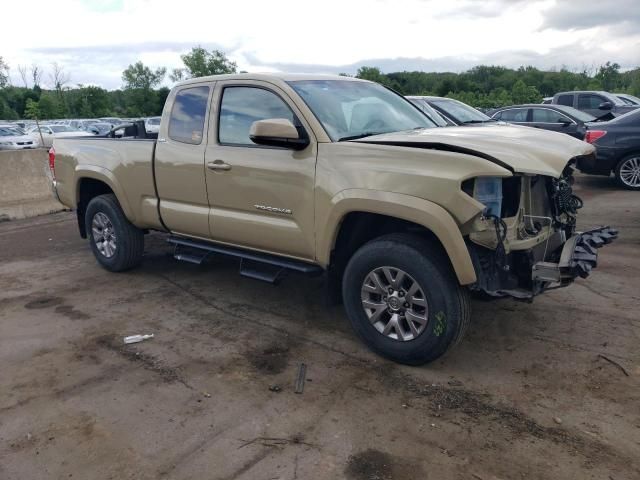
[0, 175, 638, 480]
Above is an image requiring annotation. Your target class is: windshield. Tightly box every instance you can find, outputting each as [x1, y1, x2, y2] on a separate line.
[555, 106, 596, 123]
[0, 127, 16, 136]
[407, 98, 449, 126]
[430, 98, 492, 124]
[288, 80, 435, 141]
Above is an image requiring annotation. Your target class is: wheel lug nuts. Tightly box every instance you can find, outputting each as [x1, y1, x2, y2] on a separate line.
[404, 303, 409, 308]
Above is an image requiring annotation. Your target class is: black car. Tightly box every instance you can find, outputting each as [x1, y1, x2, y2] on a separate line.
[578, 109, 640, 190]
[406, 96, 496, 126]
[490, 104, 597, 139]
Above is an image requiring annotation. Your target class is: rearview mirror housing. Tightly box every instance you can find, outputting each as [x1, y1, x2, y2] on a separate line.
[249, 118, 309, 150]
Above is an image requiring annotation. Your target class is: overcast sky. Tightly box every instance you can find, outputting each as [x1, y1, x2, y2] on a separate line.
[1, 0, 639, 90]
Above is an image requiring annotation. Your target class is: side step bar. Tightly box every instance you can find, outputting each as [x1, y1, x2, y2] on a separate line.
[167, 236, 323, 284]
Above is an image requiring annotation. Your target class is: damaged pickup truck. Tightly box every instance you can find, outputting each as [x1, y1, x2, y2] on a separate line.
[51, 74, 617, 364]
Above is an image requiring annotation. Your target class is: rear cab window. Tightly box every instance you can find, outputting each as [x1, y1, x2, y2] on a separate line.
[168, 86, 211, 144]
[556, 94, 573, 107]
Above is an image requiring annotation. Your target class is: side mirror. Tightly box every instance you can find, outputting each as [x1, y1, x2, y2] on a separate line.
[249, 118, 309, 150]
[598, 101, 613, 110]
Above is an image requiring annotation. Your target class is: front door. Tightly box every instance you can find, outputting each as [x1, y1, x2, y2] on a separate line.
[204, 81, 317, 261]
[530, 108, 578, 137]
[154, 82, 213, 238]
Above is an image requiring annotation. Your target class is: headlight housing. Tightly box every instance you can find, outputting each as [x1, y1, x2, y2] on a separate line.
[468, 176, 503, 218]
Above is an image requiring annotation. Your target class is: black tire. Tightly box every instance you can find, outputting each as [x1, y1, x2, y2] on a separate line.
[614, 154, 640, 190]
[342, 233, 470, 365]
[85, 194, 144, 272]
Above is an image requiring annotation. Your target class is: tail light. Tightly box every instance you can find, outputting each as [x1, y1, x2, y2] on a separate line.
[48, 147, 56, 179]
[585, 130, 606, 144]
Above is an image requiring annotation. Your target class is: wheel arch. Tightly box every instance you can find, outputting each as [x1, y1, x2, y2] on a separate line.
[75, 168, 134, 238]
[319, 190, 477, 286]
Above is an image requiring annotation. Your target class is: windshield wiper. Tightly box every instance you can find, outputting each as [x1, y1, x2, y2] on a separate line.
[337, 132, 384, 141]
[461, 119, 495, 124]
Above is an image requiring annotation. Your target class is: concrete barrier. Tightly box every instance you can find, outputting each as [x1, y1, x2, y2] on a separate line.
[0, 149, 66, 221]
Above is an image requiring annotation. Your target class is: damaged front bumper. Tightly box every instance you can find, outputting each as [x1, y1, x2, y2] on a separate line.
[532, 226, 618, 283]
[469, 226, 618, 300]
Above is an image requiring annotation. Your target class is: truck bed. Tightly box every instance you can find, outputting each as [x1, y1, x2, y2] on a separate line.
[53, 136, 162, 231]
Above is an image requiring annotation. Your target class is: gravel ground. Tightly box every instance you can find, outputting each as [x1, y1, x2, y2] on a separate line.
[0, 174, 638, 480]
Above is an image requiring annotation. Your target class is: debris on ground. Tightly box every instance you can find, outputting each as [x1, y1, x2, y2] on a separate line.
[294, 363, 307, 394]
[597, 354, 630, 377]
[268, 385, 282, 393]
[123, 334, 154, 344]
[554, 417, 563, 425]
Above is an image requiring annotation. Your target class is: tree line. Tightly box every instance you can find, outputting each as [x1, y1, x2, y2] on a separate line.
[1, 47, 639, 120]
[0, 47, 237, 120]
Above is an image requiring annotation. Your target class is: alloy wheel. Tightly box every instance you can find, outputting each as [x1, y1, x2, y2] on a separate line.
[360, 266, 429, 341]
[619, 156, 640, 188]
[92, 212, 117, 258]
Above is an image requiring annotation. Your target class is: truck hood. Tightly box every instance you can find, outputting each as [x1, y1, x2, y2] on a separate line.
[353, 124, 594, 177]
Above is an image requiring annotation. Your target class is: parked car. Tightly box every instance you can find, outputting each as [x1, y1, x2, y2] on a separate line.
[50, 73, 617, 365]
[144, 116, 161, 134]
[27, 124, 88, 148]
[578, 109, 640, 190]
[85, 122, 113, 136]
[542, 97, 553, 104]
[615, 93, 640, 106]
[490, 104, 597, 139]
[0, 125, 40, 150]
[551, 91, 638, 120]
[407, 96, 496, 126]
[99, 117, 123, 128]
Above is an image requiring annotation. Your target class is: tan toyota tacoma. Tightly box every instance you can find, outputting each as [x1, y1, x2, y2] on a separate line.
[51, 74, 617, 364]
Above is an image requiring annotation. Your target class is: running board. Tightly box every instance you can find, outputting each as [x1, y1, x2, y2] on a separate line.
[167, 236, 323, 283]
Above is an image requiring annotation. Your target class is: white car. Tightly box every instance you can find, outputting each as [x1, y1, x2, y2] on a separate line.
[0, 125, 40, 150]
[144, 116, 161, 134]
[27, 125, 88, 148]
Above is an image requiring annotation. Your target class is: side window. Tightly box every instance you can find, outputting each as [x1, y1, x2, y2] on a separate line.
[532, 109, 570, 123]
[492, 112, 502, 120]
[168, 86, 210, 145]
[557, 94, 573, 106]
[219, 87, 295, 145]
[499, 108, 528, 122]
[578, 94, 604, 110]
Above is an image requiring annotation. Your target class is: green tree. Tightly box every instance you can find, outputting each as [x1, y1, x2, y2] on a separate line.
[24, 98, 40, 119]
[171, 46, 237, 81]
[122, 61, 166, 90]
[511, 79, 541, 104]
[595, 61, 621, 91]
[0, 56, 10, 88]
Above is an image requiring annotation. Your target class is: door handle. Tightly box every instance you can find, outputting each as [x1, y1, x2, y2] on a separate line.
[207, 160, 232, 171]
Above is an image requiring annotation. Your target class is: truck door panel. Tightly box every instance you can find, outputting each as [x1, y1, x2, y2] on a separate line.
[154, 83, 213, 238]
[204, 82, 317, 260]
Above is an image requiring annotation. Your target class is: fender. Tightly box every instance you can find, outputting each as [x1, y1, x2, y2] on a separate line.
[74, 165, 138, 224]
[318, 189, 477, 285]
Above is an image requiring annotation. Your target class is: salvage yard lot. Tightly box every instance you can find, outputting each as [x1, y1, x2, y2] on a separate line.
[0, 175, 638, 480]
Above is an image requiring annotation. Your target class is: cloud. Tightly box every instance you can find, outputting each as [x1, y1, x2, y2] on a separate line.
[541, 0, 640, 30]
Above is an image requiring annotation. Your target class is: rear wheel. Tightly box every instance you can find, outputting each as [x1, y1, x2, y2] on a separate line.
[614, 154, 640, 190]
[342, 233, 470, 365]
[85, 194, 144, 272]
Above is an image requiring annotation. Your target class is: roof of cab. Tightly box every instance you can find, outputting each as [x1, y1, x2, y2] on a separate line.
[175, 72, 368, 87]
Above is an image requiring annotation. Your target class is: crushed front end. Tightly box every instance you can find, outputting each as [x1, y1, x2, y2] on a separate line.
[463, 162, 618, 300]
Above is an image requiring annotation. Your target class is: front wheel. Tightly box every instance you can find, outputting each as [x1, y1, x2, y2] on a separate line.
[85, 194, 144, 272]
[342, 233, 470, 365]
[614, 155, 640, 190]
